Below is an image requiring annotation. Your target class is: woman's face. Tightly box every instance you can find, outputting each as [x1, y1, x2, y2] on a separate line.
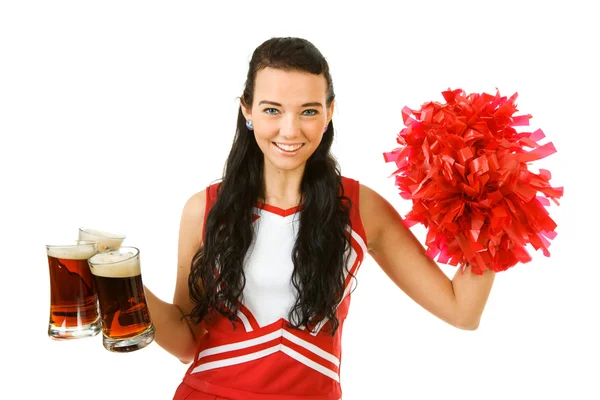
[242, 67, 334, 173]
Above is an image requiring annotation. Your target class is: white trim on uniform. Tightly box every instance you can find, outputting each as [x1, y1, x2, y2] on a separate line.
[192, 328, 341, 382]
[236, 310, 253, 332]
[196, 329, 281, 360]
[282, 330, 340, 367]
[281, 345, 340, 383]
[192, 345, 280, 374]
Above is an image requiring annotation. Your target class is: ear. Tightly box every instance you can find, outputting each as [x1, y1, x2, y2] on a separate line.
[240, 97, 252, 121]
[326, 99, 335, 126]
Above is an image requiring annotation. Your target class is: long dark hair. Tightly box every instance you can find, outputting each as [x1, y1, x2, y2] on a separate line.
[188, 37, 354, 335]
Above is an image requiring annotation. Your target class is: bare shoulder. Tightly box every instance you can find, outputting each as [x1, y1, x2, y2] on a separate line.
[358, 182, 385, 209]
[182, 190, 207, 220]
[173, 189, 207, 327]
[174, 189, 207, 297]
[179, 189, 207, 247]
[358, 182, 405, 252]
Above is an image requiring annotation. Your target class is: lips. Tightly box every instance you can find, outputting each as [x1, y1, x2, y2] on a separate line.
[273, 142, 304, 152]
[272, 142, 305, 156]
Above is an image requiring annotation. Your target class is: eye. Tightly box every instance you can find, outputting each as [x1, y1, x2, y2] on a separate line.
[263, 108, 279, 115]
[302, 109, 318, 116]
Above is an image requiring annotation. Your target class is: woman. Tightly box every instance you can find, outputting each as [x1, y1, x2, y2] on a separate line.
[144, 36, 495, 400]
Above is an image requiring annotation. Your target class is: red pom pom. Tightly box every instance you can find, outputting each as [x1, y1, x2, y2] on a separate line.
[383, 89, 563, 274]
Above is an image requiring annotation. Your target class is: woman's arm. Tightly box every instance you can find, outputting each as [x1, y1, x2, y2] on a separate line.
[145, 190, 207, 363]
[359, 183, 495, 330]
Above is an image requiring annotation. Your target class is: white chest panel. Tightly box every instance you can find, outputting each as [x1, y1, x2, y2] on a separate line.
[241, 209, 301, 328]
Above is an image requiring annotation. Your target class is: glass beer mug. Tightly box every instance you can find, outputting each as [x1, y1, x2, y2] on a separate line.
[88, 247, 155, 352]
[46, 241, 102, 339]
[78, 227, 125, 252]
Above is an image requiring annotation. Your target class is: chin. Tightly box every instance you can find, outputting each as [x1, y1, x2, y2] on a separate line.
[271, 161, 307, 172]
[265, 156, 307, 172]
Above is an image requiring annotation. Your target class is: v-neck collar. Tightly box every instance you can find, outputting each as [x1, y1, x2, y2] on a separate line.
[255, 201, 303, 217]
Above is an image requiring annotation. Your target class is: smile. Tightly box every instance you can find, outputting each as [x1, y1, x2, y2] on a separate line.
[273, 142, 304, 152]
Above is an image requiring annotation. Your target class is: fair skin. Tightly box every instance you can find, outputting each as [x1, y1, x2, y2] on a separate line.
[145, 67, 495, 364]
[241, 67, 333, 208]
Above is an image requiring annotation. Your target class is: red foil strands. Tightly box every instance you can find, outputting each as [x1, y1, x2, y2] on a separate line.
[383, 89, 563, 274]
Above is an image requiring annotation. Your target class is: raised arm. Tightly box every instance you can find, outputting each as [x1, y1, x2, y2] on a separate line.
[359, 183, 495, 330]
[144, 190, 207, 363]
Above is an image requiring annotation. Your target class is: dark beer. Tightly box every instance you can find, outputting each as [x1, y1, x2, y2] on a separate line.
[88, 247, 155, 352]
[93, 274, 152, 338]
[46, 243, 101, 339]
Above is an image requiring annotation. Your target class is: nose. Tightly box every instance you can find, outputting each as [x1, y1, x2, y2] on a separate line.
[280, 114, 300, 139]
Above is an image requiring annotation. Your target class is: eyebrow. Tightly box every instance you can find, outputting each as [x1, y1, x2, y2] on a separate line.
[258, 100, 323, 108]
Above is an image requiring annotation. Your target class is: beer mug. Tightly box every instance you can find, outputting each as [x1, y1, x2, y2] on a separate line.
[46, 241, 102, 339]
[88, 247, 155, 352]
[78, 227, 125, 252]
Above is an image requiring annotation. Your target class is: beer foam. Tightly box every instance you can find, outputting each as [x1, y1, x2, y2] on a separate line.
[88, 250, 141, 278]
[47, 245, 97, 260]
[79, 228, 125, 239]
[79, 228, 125, 251]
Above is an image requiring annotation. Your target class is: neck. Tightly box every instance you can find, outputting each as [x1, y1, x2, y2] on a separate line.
[261, 159, 305, 208]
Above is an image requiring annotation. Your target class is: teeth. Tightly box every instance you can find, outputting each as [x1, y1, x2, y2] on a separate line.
[275, 143, 302, 152]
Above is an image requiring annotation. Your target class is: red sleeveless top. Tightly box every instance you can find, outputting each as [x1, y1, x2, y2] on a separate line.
[180, 176, 368, 400]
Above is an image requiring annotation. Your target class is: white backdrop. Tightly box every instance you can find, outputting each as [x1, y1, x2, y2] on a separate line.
[1, 1, 598, 399]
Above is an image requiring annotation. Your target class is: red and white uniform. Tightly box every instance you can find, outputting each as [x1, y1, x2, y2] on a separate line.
[175, 176, 367, 400]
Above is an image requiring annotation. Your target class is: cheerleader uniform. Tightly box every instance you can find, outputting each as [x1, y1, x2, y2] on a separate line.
[173, 176, 368, 400]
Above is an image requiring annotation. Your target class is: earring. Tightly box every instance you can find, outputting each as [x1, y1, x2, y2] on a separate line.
[323, 125, 328, 132]
[246, 120, 253, 130]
